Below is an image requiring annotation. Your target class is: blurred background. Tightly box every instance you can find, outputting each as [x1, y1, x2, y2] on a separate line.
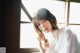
[0, 0, 80, 53]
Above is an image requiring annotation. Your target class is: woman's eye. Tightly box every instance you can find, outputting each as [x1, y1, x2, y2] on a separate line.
[43, 19, 46, 21]
[37, 24, 40, 26]
[43, 20, 46, 22]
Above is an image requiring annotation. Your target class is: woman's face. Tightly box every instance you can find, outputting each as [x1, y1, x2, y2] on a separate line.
[36, 19, 53, 33]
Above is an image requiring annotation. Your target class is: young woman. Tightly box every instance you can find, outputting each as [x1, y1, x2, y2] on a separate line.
[32, 8, 80, 53]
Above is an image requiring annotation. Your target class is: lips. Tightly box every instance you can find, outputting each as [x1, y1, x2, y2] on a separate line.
[45, 28, 48, 30]
[42, 28, 49, 32]
[44, 28, 48, 31]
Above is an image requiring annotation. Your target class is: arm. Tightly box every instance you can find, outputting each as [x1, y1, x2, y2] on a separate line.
[59, 29, 76, 53]
[38, 41, 46, 53]
[37, 33, 46, 53]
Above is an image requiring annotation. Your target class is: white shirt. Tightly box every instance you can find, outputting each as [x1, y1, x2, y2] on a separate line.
[42, 27, 80, 53]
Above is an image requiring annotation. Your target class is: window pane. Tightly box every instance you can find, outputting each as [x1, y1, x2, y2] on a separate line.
[20, 23, 38, 48]
[20, 0, 66, 48]
[69, 25, 80, 42]
[69, 2, 80, 24]
[20, 8, 31, 22]
[22, 0, 65, 23]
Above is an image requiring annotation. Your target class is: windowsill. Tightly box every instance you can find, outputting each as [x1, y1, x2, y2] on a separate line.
[19, 48, 40, 52]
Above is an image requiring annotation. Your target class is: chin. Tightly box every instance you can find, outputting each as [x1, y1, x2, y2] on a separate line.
[45, 30, 50, 33]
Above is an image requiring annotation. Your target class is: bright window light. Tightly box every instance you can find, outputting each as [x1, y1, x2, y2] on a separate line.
[69, 2, 80, 42]
[20, 0, 65, 48]
[20, 23, 38, 48]
[20, 9, 31, 22]
[21, 0, 65, 23]
[69, 2, 80, 24]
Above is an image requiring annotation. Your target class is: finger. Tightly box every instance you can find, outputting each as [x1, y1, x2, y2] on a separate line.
[37, 37, 43, 41]
[37, 36, 44, 41]
[38, 34, 44, 38]
[38, 35, 44, 39]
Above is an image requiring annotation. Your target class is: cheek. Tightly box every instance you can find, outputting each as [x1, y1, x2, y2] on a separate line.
[47, 22, 52, 30]
[38, 25, 44, 31]
[39, 27, 42, 30]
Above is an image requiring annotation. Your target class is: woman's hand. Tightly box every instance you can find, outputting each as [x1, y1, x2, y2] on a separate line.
[37, 33, 49, 51]
[43, 39, 49, 49]
[37, 33, 45, 42]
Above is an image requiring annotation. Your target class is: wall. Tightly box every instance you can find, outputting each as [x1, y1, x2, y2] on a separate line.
[1, 0, 20, 53]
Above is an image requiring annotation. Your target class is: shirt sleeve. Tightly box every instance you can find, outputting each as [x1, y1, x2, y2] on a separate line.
[38, 41, 46, 53]
[59, 28, 76, 53]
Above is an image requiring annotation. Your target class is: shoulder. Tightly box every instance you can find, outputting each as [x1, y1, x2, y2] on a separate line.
[59, 27, 74, 40]
[58, 27, 68, 33]
[64, 27, 76, 40]
[65, 27, 74, 35]
[59, 27, 73, 34]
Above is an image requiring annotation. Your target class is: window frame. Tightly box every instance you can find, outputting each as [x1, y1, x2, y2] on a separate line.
[20, 0, 80, 52]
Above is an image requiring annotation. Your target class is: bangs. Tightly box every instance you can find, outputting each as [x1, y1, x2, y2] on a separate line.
[33, 16, 47, 24]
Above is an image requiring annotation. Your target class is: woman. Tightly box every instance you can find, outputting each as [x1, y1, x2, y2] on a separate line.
[32, 8, 80, 53]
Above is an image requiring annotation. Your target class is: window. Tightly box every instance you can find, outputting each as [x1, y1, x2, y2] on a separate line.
[20, 0, 66, 49]
[69, 2, 80, 42]
[20, 0, 80, 52]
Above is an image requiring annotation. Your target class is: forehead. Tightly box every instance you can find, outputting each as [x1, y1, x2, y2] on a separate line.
[36, 19, 47, 23]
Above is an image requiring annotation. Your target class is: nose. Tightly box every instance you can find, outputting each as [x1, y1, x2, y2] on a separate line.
[40, 23, 46, 30]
